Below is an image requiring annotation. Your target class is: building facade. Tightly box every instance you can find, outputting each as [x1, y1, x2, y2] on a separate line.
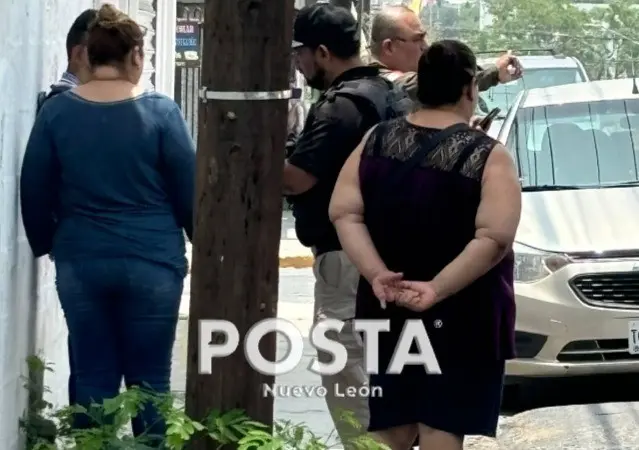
[0, 1, 175, 448]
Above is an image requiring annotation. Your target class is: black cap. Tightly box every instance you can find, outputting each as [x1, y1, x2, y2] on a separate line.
[293, 3, 359, 52]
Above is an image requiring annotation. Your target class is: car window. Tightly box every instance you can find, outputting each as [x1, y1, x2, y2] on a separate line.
[481, 68, 585, 112]
[508, 99, 639, 187]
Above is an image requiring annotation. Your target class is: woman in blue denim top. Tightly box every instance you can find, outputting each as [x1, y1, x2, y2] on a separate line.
[20, 4, 195, 445]
[329, 40, 521, 450]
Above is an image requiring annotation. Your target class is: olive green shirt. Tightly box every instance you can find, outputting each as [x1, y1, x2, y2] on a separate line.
[369, 61, 500, 103]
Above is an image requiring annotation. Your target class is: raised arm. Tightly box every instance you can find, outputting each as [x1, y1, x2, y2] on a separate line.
[160, 104, 196, 241]
[394, 65, 500, 102]
[20, 111, 58, 258]
[429, 144, 521, 301]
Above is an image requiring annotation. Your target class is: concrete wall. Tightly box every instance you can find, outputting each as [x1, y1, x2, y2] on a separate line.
[154, 0, 177, 98]
[0, 0, 164, 448]
[0, 1, 91, 446]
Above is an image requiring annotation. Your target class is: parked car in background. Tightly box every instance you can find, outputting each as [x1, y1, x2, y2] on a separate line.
[479, 50, 589, 138]
[479, 50, 590, 112]
[496, 78, 639, 397]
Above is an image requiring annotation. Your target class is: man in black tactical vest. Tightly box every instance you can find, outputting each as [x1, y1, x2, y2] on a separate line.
[282, 4, 411, 448]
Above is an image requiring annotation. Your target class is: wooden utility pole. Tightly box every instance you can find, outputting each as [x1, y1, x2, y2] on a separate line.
[185, 0, 293, 448]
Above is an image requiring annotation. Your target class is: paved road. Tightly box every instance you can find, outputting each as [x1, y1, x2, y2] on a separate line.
[172, 262, 639, 448]
[171, 267, 506, 447]
[172, 268, 335, 438]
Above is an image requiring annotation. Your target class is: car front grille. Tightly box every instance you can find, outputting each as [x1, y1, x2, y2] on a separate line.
[558, 339, 639, 363]
[570, 272, 639, 309]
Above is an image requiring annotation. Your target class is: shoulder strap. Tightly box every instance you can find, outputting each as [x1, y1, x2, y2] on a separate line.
[36, 91, 48, 113]
[329, 79, 389, 121]
[452, 135, 489, 173]
[383, 122, 470, 191]
[36, 84, 73, 113]
[371, 121, 389, 157]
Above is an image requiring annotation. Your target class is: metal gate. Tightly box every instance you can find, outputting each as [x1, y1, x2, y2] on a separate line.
[175, 3, 204, 144]
[174, 66, 200, 144]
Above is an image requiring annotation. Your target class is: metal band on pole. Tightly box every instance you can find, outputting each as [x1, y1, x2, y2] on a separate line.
[199, 87, 292, 103]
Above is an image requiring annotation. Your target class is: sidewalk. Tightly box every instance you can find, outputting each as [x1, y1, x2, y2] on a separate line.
[175, 214, 639, 448]
[493, 402, 639, 449]
[280, 211, 313, 268]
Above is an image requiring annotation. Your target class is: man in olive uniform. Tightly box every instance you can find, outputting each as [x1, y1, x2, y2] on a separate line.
[369, 5, 522, 104]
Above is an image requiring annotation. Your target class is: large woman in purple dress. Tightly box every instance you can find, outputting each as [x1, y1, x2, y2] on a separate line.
[329, 40, 521, 450]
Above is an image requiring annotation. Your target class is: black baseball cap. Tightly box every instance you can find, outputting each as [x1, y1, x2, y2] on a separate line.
[292, 3, 360, 52]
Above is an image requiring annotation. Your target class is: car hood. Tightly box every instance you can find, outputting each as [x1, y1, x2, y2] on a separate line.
[516, 186, 639, 253]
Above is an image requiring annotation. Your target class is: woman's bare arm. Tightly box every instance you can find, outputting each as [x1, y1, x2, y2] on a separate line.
[329, 128, 388, 284]
[430, 143, 521, 301]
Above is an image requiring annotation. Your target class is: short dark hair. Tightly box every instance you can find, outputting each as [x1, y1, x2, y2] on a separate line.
[66, 9, 98, 59]
[416, 40, 477, 107]
[87, 4, 145, 67]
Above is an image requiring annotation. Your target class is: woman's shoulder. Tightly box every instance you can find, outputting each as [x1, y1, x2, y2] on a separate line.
[135, 92, 181, 113]
[362, 118, 407, 153]
[463, 128, 501, 157]
[137, 91, 175, 103]
[364, 117, 406, 132]
[45, 90, 179, 111]
[121, 92, 184, 127]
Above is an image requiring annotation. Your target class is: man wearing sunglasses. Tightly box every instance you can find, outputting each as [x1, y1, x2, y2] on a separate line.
[369, 5, 522, 103]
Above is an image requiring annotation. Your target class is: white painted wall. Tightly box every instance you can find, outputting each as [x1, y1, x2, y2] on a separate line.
[0, 1, 94, 446]
[0, 0, 168, 448]
[155, 0, 177, 97]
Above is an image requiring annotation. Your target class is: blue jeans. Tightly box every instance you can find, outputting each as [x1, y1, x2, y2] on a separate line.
[56, 258, 183, 443]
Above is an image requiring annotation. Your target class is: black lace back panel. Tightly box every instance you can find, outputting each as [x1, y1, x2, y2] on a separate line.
[356, 118, 516, 369]
[363, 118, 495, 180]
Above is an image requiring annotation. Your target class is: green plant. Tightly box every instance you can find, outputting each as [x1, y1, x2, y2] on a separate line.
[20, 355, 389, 450]
[20, 355, 58, 448]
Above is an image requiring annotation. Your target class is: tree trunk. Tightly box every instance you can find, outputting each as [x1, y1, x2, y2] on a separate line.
[185, 0, 292, 448]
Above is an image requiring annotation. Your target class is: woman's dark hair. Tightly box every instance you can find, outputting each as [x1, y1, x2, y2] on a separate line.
[87, 4, 145, 68]
[416, 39, 477, 107]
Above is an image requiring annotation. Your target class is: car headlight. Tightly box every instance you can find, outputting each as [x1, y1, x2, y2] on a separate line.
[513, 242, 571, 283]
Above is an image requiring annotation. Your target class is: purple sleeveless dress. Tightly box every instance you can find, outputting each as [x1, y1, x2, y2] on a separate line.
[357, 118, 516, 437]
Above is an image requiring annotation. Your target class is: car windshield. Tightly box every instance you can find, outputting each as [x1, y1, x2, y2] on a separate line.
[506, 99, 639, 188]
[480, 68, 586, 112]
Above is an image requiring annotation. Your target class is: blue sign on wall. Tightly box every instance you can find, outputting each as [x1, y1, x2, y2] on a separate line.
[176, 19, 200, 67]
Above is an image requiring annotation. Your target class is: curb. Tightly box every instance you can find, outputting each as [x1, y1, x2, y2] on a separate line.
[279, 256, 314, 268]
[180, 256, 314, 319]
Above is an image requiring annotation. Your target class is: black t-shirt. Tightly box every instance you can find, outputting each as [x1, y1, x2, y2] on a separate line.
[287, 66, 384, 254]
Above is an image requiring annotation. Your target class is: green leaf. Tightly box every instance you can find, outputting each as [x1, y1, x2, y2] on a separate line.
[191, 420, 206, 431]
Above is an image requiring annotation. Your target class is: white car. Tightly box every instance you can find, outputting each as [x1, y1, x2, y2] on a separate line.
[479, 52, 589, 112]
[495, 79, 639, 396]
[479, 51, 590, 138]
